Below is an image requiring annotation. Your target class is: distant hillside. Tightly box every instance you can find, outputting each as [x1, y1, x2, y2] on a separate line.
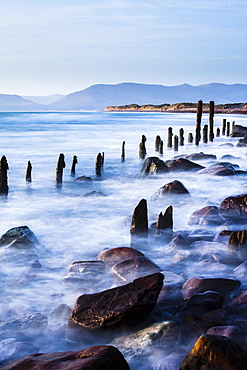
[0, 94, 45, 112]
[21, 94, 65, 105]
[1, 83, 247, 112]
[47, 83, 247, 111]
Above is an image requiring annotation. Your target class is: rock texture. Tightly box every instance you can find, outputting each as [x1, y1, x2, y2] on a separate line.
[220, 194, 247, 221]
[68, 273, 164, 335]
[2, 345, 130, 370]
[152, 180, 190, 199]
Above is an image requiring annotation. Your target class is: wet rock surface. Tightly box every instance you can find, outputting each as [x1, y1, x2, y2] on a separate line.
[165, 158, 204, 172]
[152, 180, 190, 199]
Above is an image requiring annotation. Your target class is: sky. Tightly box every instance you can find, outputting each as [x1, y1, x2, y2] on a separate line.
[0, 0, 247, 96]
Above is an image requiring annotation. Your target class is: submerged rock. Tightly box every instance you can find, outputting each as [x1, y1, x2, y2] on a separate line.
[183, 152, 217, 161]
[220, 194, 247, 222]
[231, 124, 247, 137]
[165, 158, 204, 172]
[96, 247, 145, 269]
[152, 180, 190, 200]
[64, 260, 105, 284]
[198, 162, 241, 176]
[0, 338, 39, 364]
[68, 273, 164, 337]
[237, 134, 247, 147]
[141, 157, 169, 175]
[179, 334, 247, 370]
[2, 345, 130, 370]
[188, 206, 225, 226]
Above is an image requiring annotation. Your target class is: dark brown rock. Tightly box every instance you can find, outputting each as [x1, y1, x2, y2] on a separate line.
[220, 194, 247, 221]
[179, 334, 247, 370]
[152, 180, 190, 200]
[141, 157, 169, 175]
[165, 158, 204, 172]
[3, 345, 130, 370]
[155, 205, 173, 234]
[178, 291, 224, 316]
[226, 291, 247, 318]
[206, 326, 246, 347]
[188, 206, 225, 226]
[68, 273, 164, 336]
[198, 162, 240, 176]
[182, 277, 241, 299]
[111, 256, 161, 283]
[184, 152, 217, 161]
[97, 247, 144, 269]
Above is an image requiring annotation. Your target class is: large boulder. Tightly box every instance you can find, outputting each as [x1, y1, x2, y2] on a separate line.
[64, 260, 105, 284]
[188, 206, 225, 226]
[220, 194, 247, 222]
[141, 157, 169, 175]
[96, 247, 144, 269]
[231, 124, 247, 137]
[152, 180, 190, 200]
[68, 273, 164, 337]
[179, 334, 247, 370]
[198, 162, 241, 176]
[183, 152, 217, 161]
[165, 158, 204, 172]
[2, 346, 130, 370]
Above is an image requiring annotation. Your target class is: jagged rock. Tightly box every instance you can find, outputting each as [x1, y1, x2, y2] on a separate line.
[68, 273, 164, 337]
[198, 162, 241, 176]
[152, 180, 190, 200]
[130, 199, 148, 236]
[64, 260, 105, 284]
[220, 194, 247, 222]
[188, 206, 225, 226]
[2, 345, 130, 370]
[231, 124, 247, 137]
[18, 260, 42, 284]
[111, 256, 161, 283]
[110, 321, 181, 366]
[179, 334, 247, 370]
[165, 158, 204, 172]
[96, 247, 145, 269]
[141, 157, 169, 175]
[237, 134, 247, 146]
[0, 226, 39, 250]
[182, 277, 241, 299]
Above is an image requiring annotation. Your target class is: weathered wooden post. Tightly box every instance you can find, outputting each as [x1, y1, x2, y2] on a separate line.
[121, 141, 125, 162]
[155, 135, 161, 152]
[56, 153, 66, 185]
[139, 135, 147, 160]
[101, 152, 105, 167]
[174, 135, 178, 151]
[26, 160, 32, 183]
[222, 119, 226, 135]
[159, 140, 163, 155]
[195, 100, 203, 145]
[216, 127, 220, 137]
[70, 155, 78, 176]
[0, 155, 9, 195]
[96, 153, 102, 176]
[179, 128, 184, 146]
[209, 100, 214, 142]
[155, 205, 173, 236]
[226, 122, 230, 137]
[188, 133, 193, 143]
[203, 124, 208, 144]
[232, 121, 235, 135]
[167, 127, 173, 148]
[130, 198, 148, 248]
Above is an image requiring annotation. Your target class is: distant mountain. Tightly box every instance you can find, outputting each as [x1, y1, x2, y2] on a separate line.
[21, 94, 65, 105]
[47, 83, 247, 111]
[1, 83, 247, 112]
[0, 94, 45, 112]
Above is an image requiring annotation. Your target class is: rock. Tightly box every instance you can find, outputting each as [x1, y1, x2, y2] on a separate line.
[2, 345, 130, 370]
[153, 352, 186, 370]
[178, 291, 225, 316]
[188, 206, 225, 226]
[111, 256, 161, 283]
[152, 180, 190, 200]
[0, 338, 39, 363]
[84, 191, 107, 197]
[220, 194, 247, 222]
[68, 273, 164, 337]
[64, 260, 105, 284]
[48, 304, 72, 324]
[141, 157, 169, 175]
[165, 158, 204, 172]
[0, 313, 47, 339]
[231, 124, 247, 137]
[96, 247, 144, 269]
[237, 134, 247, 147]
[182, 277, 241, 299]
[130, 198, 148, 236]
[187, 229, 215, 243]
[183, 152, 217, 161]
[74, 176, 92, 181]
[179, 334, 247, 370]
[191, 259, 229, 277]
[234, 260, 247, 281]
[226, 291, 247, 318]
[198, 162, 240, 176]
[110, 321, 181, 365]
[206, 326, 246, 347]
[0, 226, 39, 250]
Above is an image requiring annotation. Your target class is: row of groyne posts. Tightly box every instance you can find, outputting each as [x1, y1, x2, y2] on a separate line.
[0, 101, 235, 195]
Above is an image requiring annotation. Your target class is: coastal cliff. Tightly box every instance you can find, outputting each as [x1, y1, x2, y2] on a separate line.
[104, 102, 247, 114]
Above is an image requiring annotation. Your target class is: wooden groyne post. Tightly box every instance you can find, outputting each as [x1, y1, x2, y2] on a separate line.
[96, 153, 103, 176]
[195, 100, 203, 145]
[26, 161, 32, 183]
[139, 135, 147, 160]
[222, 119, 226, 135]
[0, 155, 9, 195]
[155, 135, 161, 152]
[174, 135, 178, 151]
[226, 122, 230, 137]
[121, 141, 125, 162]
[70, 155, 78, 176]
[216, 127, 220, 137]
[209, 100, 214, 142]
[203, 124, 208, 144]
[188, 133, 193, 143]
[159, 140, 163, 155]
[167, 127, 173, 148]
[56, 153, 66, 185]
[155, 205, 173, 236]
[179, 128, 184, 146]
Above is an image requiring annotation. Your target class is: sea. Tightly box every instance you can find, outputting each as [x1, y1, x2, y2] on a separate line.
[0, 111, 247, 367]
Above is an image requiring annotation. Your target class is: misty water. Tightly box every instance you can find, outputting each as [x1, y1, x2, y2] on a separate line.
[0, 111, 247, 368]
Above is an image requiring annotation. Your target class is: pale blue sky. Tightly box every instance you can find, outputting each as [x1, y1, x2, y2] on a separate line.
[0, 0, 246, 95]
